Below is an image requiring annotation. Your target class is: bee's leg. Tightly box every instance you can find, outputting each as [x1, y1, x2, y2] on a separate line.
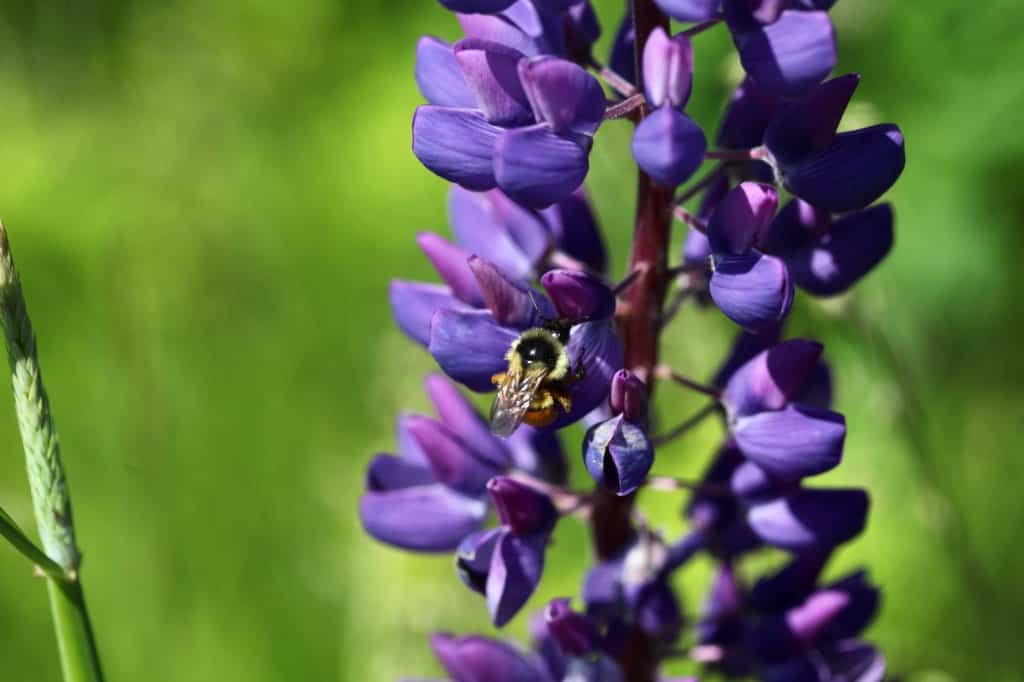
[491, 372, 507, 387]
[550, 385, 573, 414]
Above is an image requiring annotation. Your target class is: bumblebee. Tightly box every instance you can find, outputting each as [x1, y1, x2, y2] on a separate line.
[489, 318, 584, 437]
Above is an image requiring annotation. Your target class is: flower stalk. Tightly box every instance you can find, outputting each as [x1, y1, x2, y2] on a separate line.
[0, 221, 104, 682]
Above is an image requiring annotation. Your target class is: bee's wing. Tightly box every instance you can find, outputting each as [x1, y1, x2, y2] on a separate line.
[489, 366, 548, 437]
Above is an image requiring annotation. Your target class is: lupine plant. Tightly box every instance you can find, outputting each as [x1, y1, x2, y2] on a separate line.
[363, 1, 904, 680]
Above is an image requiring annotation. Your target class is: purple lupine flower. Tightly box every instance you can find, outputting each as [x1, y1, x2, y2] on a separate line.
[763, 74, 906, 212]
[583, 370, 654, 495]
[456, 476, 558, 626]
[705, 182, 794, 331]
[429, 262, 623, 428]
[429, 632, 551, 682]
[451, 1, 600, 59]
[630, 27, 707, 188]
[413, 39, 606, 208]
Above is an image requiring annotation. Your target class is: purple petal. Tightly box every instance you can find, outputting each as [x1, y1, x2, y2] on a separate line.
[748, 488, 870, 552]
[724, 0, 787, 26]
[551, 319, 624, 428]
[489, 476, 558, 535]
[654, 0, 718, 22]
[415, 37, 476, 109]
[711, 325, 783, 389]
[502, 0, 566, 55]
[764, 73, 860, 166]
[440, 0, 518, 11]
[488, 531, 547, 627]
[430, 633, 543, 682]
[717, 76, 782, 149]
[359, 484, 486, 552]
[469, 256, 551, 328]
[761, 197, 830, 257]
[519, 56, 606, 136]
[709, 252, 793, 331]
[607, 10, 636, 93]
[642, 27, 694, 109]
[365, 453, 435, 492]
[448, 186, 542, 280]
[425, 374, 510, 468]
[565, 2, 602, 59]
[823, 640, 886, 682]
[456, 527, 503, 595]
[454, 39, 532, 126]
[506, 425, 567, 485]
[540, 269, 616, 321]
[708, 181, 779, 255]
[412, 106, 501, 190]
[748, 551, 830, 612]
[430, 309, 519, 391]
[822, 570, 881, 640]
[583, 414, 654, 495]
[458, 12, 544, 57]
[545, 598, 597, 657]
[683, 228, 712, 267]
[700, 563, 744, 627]
[487, 189, 554, 266]
[541, 187, 607, 273]
[783, 125, 905, 212]
[406, 415, 501, 495]
[732, 10, 836, 97]
[390, 280, 472, 347]
[609, 370, 648, 422]
[730, 460, 796, 501]
[723, 338, 823, 417]
[631, 106, 707, 189]
[495, 124, 590, 209]
[418, 232, 484, 305]
[749, 590, 851, 662]
[732, 404, 845, 480]
[788, 203, 894, 296]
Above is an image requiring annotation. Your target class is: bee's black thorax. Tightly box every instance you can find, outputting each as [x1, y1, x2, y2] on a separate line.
[515, 334, 561, 369]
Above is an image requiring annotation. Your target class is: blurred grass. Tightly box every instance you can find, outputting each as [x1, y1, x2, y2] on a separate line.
[0, 0, 1020, 680]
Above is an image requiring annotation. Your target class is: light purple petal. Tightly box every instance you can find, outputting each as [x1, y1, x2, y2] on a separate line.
[733, 404, 845, 480]
[540, 269, 616, 321]
[425, 374, 510, 468]
[365, 453, 435, 492]
[654, 0, 719, 22]
[709, 252, 793, 331]
[550, 319, 624, 428]
[454, 39, 533, 126]
[488, 531, 547, 627]
[359, 484, 486, 552]
[456, 527, 503, 595]
[458, 12, 543, 57]
[732, 10, 836, 97]
[429, 308, 519, 391]
[730, 459, 794, 501]
[748, 551, 830, 612]
[415, 36, 476, 107]
[505, 425, 567, 485]
[417, 232, 484, 306]
[469, 256, 552, 328]
[488, 476, 558, 535]
[439, 0, 518, 12]
[708, 181, 779, 255]
[764, 73, 860, 166]
[413, 106, 502, 190]
[642, 27, 694, 108]
[748, 488, 870, 552]
[631, 106, 707, 189]
[495, 124, 590, 209]
[390, 280, 472, 347]
[784, 125, 906, 213]
[406, 415, 501, 495]
[430, 633, 545, 682]
[723, 338, 823, 417]
[449, 186, 538, 280]
[541, 187, 607, 274]
[518, 56, 606, 136]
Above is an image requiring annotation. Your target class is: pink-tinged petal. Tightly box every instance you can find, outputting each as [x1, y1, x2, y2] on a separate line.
[609, 370, 648, 423]
[723, 338, 823, 417]
[518, 56, 606, 136]
[732, 10, 836, 97]
[449, 186, 538, 280]
[631, 106, 707, 189]
[415, 36, 476, 107]
[405, 415, 501, 495]
[430, 633, 545, 682]
[469, 256, 552, 328]
[495, 125, 590, 209]
[389, 280, 472, 347]
[454, 39, 532, 126]
[365, 453, 435, 492]
[540, 269, 616, 321]
[412, 106, 501, 190]
[359, 484, 486, 552]
[709, 252, 793, 331]
[417, 232, 484, 306]
[748, 488, 869, 552]
[425, 374, 510, 468]
[429, 308, 519, 392]
[487, 531, 547, 627]
[642, 27, 694, 108]
[708, 181, 779, 255]
[732, 404, 845, 480]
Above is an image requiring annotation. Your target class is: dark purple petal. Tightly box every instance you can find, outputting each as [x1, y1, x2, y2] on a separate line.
[822, 570, 880, 640]
[711, 325, 782, 389]
[565, 2, 602, 59]
[683, 228, 712, 267]
[430, 309, 519, 391]
[390, 280, 471, 347]
[708, 181, 779, 255]
[609, 370, 648, 422]
[454, 39, 533, 126]
[469, 256, 551, 328]
[789, 204, 894, 296]
[530, 610, 566, 681]
[709, 252, 793, 331]
[488, 476, 558, 535]
[519, 57, 606, 136]
[642, 27, 694, 108]
[448, 186, 544, 280]
[365, 453, 435, 492]
[635, 580, 684, 642]
[488, 531, 547, 627]
[764, 73, 860, 166]
[724, 0, 787, 26]
[748, 551, 830, 611]
[783, 125, 906, 212]
[439, 0, 518, 12]
[425, 374, 510, 468]
[505, 425, 567, 485]
[701, 563, 744, 625]
[564, 656, 626, 682]
[749, 590, 851, 662]
[794, 360, 833, 410]
[608, 10, 636, 92]
[540, 269, 616, 321]
[748, 488, 870, 552]
[654, 0, 719, 22]
[631, 106, 707, 189]
[583, 414, 654, 495]
[456, 527, 503, 595]
[418, 232, 484, 306]
[723, 338, 823, 417]
[495, 125, 590, 209]
[553, 319, 624, 427]
[545, 598, 597, 656]
[730, 459, 795, 501]
[416, 36, 476, 108]
[541, 187, 607, 273]
[731, 10, 836, 97]
[413, 106, 501, 190]
[430, 632, 544, 682]
[359, 484, 486, 552]
[760, 197, 830, 257]
[823, 640, 886, 682]
[406, 415, 501, 494]
[718, 76, 782, 149]
[732, 404, 846, 480]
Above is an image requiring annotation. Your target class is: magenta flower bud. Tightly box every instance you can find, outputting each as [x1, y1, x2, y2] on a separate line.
[609, 370, 648, 422]
[488, 476, 558, 535]
[540, 269, 616, 321]
[642, 27, 694, 109]
[545, 597, 597, 656]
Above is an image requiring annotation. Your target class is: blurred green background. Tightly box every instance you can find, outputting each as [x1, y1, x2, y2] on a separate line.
[0, 0, 1020, 680]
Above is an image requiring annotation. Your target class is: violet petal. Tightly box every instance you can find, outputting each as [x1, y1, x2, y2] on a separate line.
[454, 39, 533, 126]
[390, 280, 471, 347]
[731, 10, 836, 97]
[732, 404, 846, 480]
[418, 232, 484, 306]
[359, 484, 486, 552]
[723, 338, 823, 417]
[494, 124, 590, 209]
[415, 36, 476, 108]
[518, 56, 607, 136]
[487, 531, 547, 627]
[429, 308, 519, 392]
[413, 106, 502, 191]
[631, 106, 707, 189]
[709, 252, 793, 331]
[540, 269, 616, 321]
[748, 488, 870, 552]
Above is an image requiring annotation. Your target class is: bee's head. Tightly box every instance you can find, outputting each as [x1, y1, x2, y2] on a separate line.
[512, 328, 566, 375]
